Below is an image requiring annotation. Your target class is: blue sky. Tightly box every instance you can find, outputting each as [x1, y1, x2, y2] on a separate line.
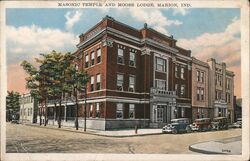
[6, 8, 239, 39]
[5, 8, 241, 97]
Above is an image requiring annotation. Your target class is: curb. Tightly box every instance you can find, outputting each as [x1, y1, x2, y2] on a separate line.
[23, 123, 164, 138]
[188, 136, 242, 155]
[188, 144, 225, 155]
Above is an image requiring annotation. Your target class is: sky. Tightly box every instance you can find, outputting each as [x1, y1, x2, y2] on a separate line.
[5, 8, 241, 98]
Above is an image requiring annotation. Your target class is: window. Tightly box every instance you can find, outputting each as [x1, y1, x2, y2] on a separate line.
[181, 67, 185, 79]
[197, 71, 200, 82]
[129, 104, 135, 119]
[96, 74, 101, 90]
[117, 49, 124, 64]
[90, 76, 94, 91]
[85, 54, 89, 68]
[96, 103, 100, 118]
[89, 104, 93, 117]
[200, 72, 204, 82]
[216, 74, 222, 86]
[117, 74, 124, 91]
[97, 48, 101, 63]
[91, 52, 95, 66]
[129, 52, 136, 67]
[180, 85, 185, 97]
[116, 103, 123, 119]
[216, 90, 222, 100]
[129, 76, 135, 92]
[156, 57, 166, 72]
[226, 79, 231, 89]
[175, 84, 178, 96]
[200, 88, 204, 101]
[226, 93, 231, 103]
[175, 66, 179, 78]
[197, 88, 200, 101]
[156, 79, 166, 90]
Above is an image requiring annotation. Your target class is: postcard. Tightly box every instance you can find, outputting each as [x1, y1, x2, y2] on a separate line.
[1, 0, 249, 161]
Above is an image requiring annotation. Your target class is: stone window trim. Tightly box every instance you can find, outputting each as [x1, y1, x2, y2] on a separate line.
[155, 79, 167, 90]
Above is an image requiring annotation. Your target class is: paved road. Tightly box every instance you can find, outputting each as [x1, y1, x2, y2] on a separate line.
[6, 123, 241, 154]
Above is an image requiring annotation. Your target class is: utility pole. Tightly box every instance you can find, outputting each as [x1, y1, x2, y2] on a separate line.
[84, 86, 87, 132]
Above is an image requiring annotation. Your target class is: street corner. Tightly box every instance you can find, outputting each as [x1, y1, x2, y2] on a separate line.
[189, 136, 242, 155]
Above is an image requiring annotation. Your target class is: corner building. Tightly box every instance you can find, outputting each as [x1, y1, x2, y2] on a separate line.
[73, 16, 192, 130]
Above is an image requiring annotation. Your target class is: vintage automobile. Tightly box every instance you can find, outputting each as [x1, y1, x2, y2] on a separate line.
[211, 117, 228, 130]
[232, 118, 242, 128]
[162, 118, 191, 134]
[190, 118, 212, 132]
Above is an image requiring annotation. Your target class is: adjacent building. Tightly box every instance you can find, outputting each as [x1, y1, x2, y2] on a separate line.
[207, 58, 235, 123]
[191, 57, 210, 120]
[19, 93, 38, 123]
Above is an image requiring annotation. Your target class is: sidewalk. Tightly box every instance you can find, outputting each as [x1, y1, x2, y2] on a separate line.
[189, 136, 242, 155]
[24, 123, 163, 137]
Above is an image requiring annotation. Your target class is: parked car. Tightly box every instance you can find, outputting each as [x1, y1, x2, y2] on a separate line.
[190, 118, 212, 132]
[211, 117, 228, 130]
[162, 118, 191, 134]
[232, 118, 242, 128]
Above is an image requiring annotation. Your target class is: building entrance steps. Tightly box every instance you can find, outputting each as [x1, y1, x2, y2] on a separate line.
[189, 136, 241, 155]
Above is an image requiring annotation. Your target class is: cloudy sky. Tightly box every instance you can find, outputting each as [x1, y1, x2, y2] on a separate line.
[6, 8, 241, 98]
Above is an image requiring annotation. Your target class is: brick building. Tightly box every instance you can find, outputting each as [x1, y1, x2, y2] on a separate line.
[41, 16, 235, 130]
[191, 57, 210, 120]
[66, 16, 192, 129]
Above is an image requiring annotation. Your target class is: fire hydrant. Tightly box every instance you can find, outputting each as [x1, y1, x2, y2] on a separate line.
[135, 125, 138, 134]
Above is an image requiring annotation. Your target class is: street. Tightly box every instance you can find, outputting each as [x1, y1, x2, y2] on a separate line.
[6, 123, 241, 154]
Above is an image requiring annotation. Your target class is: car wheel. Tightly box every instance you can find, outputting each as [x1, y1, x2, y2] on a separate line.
[172, 128, 178, 134]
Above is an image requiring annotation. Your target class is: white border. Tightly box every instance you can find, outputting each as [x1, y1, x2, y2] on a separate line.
[1, 0, 249, 161]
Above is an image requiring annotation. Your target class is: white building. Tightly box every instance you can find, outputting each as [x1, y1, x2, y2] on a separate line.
[19, 93, 38, 123]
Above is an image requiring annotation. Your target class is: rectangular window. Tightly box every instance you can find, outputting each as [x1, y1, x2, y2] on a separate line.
[96, 74, 101, 90]
[200, 88, 204, 101]
[96, 103, 100, 118]
[91, 52, 95, 66]
[197, 88, 200, 101]
[129, 75, 135, 92]
[200, 72, 204, 82]
[117, 49, 124, 64]
[129, 104, 135, 119]
[89, 104, 93, 117]
[156, 57, 166, 72]
[180, 85, 185, 97]
[156, 79, 166, 90]
[181, 67, 185, 79]
[175, 66, 179, 78]
[97, 48, 101, 63]
[197, 71, 200, 82]
[90, 76, 94, 91]
[129, 52, 136, 67]
[226, 79, 230, 89]
[85, 54, 89, 68]
[116, 103, 123, 119]
[117, 74, 124, 91]
[175, 84, 178, 96]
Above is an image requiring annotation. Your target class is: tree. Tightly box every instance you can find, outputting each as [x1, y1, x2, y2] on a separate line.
[21, 60, 48, 126]
[65, 61, 89, 130]
[6, 91, 20, 121]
